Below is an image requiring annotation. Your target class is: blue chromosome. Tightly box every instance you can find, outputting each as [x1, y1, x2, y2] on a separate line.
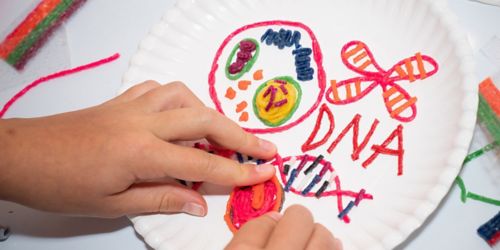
[261, 28, 314, 81]
[261, 28, 301, 48]
[338, 201, 355, 219]
[236, 152, 244, 163]
[293, 47, 314, 81]
[301, 174, 321, 195]
[477, 212, 500, 245]
[284, 169, 298, 192]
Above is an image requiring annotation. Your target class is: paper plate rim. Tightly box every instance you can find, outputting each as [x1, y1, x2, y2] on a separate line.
[121, 0, 478, 249]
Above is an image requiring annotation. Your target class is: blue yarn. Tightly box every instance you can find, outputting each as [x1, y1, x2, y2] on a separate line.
[298, 75, 314, 81]
[338, 201, 356, 219]
[261, 28, 300, 50]
[295, 58, 311, 67]
[277, 29, 288, 49]
[477, 212, 500, 241]
[236, 152, 244, 163]
[297, 68, 314, 75]
[261, 29, 273, 43]
[293, 47, 314, 81]
[292, 47, 312, 56]
[260, 28, 314, 81]
[292, 31, 301, 47]
[284, 30, 293, 47]
[301, 174, 321, 195]
[284, 169, 298, 192]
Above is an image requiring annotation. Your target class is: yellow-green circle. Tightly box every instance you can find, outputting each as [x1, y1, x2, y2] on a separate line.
[253, 76, 302, 127]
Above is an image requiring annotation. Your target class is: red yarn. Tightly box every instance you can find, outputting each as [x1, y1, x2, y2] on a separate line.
[362, 124, 404, 175]
[301, 103, 335, 153]
[326, 114, 380, 161]
[274, 155, 373, 224]
[0, 53, 120, 118]
[224, 176, 284, 233]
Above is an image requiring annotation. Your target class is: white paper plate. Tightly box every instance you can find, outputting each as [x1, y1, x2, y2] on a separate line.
[121, 0, 477, 249]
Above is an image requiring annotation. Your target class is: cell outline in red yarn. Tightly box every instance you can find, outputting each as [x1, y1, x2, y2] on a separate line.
[208, 20, 327, 134]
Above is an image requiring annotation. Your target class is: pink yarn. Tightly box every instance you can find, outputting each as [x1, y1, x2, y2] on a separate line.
[0, 53, 120, 118]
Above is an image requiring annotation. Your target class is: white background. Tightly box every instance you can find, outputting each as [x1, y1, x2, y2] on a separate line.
[0, 0, 499, 249]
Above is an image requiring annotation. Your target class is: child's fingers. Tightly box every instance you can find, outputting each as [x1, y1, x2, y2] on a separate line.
[265, 205, 315, 250]
[226, 212, 281, 249]
[134, 81, 205, 112]
[110, 182, 207, 217]
[148, 107, 277, 160]
[141, 141, 275, 186]
[106, 80, 161, 105]
[305, 224, 341, 250]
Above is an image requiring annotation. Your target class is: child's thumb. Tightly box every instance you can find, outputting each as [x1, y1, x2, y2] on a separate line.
[112, 183, 207, 217]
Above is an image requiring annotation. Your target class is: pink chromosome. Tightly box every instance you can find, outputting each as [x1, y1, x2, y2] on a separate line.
[271, 154, 373, 223]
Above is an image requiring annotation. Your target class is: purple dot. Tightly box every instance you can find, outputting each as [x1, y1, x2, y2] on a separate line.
[240, 40, 256, 52]
[237, 51, 252, 62]
[229, 60, 245, 74]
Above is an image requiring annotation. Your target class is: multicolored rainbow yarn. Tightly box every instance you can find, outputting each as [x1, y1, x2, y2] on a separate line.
[451, 77, 500, 246]
[0, 0, 86, 69]
[455, 77, 500, 206]
[478, 77, 500, 142]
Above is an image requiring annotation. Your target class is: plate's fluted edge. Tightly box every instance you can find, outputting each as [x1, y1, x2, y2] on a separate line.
[389, 0, 477, 249]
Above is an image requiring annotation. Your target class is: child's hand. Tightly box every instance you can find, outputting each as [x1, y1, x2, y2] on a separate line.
[226, 205, 343, 250]
[0, 81, 277, 218]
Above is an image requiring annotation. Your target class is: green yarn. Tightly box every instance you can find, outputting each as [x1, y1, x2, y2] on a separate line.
[455, 176, 467, 203]
[463, 141, 499, 165]
[466, 192, 500, 206]
[7, 0, 75, 66]
[478, 94, 500, 142]
[225, 38, 260, 81]
[455, 142, 499, 206]
[252, 76, 302, 127]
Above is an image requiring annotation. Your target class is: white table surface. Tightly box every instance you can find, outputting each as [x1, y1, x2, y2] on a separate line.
[0, 0, 499, 249]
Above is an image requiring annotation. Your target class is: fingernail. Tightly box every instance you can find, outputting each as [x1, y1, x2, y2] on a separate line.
[266, 211, 282, 221]
[334, 238, 343, 250]
[182, 203, 205, 217]
[259, 138, 276, 152]
[255, 164, 275, 174]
